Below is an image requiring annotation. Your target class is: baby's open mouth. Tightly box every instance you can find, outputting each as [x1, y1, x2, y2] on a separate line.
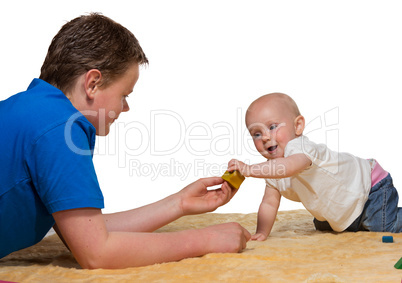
[268, 145, 278, 153]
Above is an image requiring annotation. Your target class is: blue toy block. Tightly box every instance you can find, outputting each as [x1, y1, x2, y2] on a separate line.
[382, 236, 394, 243]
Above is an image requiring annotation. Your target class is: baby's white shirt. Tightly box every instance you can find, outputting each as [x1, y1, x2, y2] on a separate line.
[265, 135, 372, 232]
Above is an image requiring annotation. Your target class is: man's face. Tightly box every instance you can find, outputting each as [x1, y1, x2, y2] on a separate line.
[90, 63, 139, 136]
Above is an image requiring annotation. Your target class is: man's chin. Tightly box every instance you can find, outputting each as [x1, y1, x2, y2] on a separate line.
[96, 125, 111, 136]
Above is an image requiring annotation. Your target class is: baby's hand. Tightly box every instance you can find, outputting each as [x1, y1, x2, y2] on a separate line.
[227, 159, 251, 177]
[251, 233, 268, 241]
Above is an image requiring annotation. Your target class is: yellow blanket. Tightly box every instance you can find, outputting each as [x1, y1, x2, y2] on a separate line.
[1, 210, 401, 282]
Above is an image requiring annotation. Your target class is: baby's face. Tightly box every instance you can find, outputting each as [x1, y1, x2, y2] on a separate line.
[246, 97, 298, 159]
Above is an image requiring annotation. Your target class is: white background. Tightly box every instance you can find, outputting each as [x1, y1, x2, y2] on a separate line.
[1, 0, 401, 214]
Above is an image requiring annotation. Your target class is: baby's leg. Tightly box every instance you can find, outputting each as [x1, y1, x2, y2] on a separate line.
[361, 174, 401, 232]
[392, 207, 402, 232]
[313, 218, 333, 231]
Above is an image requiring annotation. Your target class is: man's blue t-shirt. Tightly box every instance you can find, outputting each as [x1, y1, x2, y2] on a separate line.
[0, 79, 104, 258]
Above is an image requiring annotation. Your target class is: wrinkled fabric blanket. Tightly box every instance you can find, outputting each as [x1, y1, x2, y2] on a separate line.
[1, 210, 401, 282]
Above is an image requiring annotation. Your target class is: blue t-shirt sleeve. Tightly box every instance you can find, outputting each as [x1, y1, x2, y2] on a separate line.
[27, 119, 104, 214]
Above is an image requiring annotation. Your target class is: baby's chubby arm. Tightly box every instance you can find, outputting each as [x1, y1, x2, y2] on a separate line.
[252, 185, 281, 241]
[227, 154, 311, 179]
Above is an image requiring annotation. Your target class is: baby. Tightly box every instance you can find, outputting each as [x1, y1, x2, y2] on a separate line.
[228, 93, 401, 240]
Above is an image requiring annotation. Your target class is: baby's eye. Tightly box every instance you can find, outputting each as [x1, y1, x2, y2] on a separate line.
[252, 132, 262, 139]
[269, 124, 278, 131]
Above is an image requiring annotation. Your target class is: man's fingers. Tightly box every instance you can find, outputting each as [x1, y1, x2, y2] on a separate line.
[199, 176, 225, 188]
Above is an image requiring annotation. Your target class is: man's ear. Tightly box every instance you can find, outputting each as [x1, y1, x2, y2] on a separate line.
[84, 69, 102, 100]
[294, 115, 305, 136]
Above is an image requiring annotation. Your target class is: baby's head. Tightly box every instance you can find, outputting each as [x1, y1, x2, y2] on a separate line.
[246, 93, 304, 159]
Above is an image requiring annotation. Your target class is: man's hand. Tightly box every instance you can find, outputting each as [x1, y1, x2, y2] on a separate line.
[178, 177, 237, 216]
[201, 222, 251, 253]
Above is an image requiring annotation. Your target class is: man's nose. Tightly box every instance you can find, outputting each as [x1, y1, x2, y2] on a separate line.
[123, 99, 130, 112]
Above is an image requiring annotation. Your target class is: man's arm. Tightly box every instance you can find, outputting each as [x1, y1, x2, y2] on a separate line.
[53, 208, 250, 269]
[52, 177, 251, 269]
[102, 177, 238, 233]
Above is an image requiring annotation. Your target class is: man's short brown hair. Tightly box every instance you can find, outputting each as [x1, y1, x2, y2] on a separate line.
[40, 13, 148, 95]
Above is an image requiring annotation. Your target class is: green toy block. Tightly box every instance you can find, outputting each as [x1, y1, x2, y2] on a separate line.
[222, 170, 245, 189]
[394, 257, 402, 269]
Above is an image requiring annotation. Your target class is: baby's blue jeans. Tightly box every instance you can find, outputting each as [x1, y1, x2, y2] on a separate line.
[314, 174, 402, 232]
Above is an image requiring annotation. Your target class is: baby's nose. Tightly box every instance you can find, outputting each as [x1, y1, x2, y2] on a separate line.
[262, 133, 270, 142]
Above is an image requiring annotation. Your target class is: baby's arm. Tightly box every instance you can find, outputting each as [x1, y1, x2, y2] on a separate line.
[228, 153, 311, 179]
[252, 185, 281, 241]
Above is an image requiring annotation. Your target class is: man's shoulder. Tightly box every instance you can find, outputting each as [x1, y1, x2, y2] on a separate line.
[0, 79, 93, 146]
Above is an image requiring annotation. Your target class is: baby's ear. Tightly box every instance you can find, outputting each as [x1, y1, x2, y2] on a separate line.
[294, 115, 305, 136]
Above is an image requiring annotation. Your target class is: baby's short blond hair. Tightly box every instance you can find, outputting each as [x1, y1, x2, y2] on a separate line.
[247, 92, 301, 120]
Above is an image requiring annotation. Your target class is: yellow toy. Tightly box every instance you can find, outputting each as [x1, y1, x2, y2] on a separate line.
[221, 170, 245, 189]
